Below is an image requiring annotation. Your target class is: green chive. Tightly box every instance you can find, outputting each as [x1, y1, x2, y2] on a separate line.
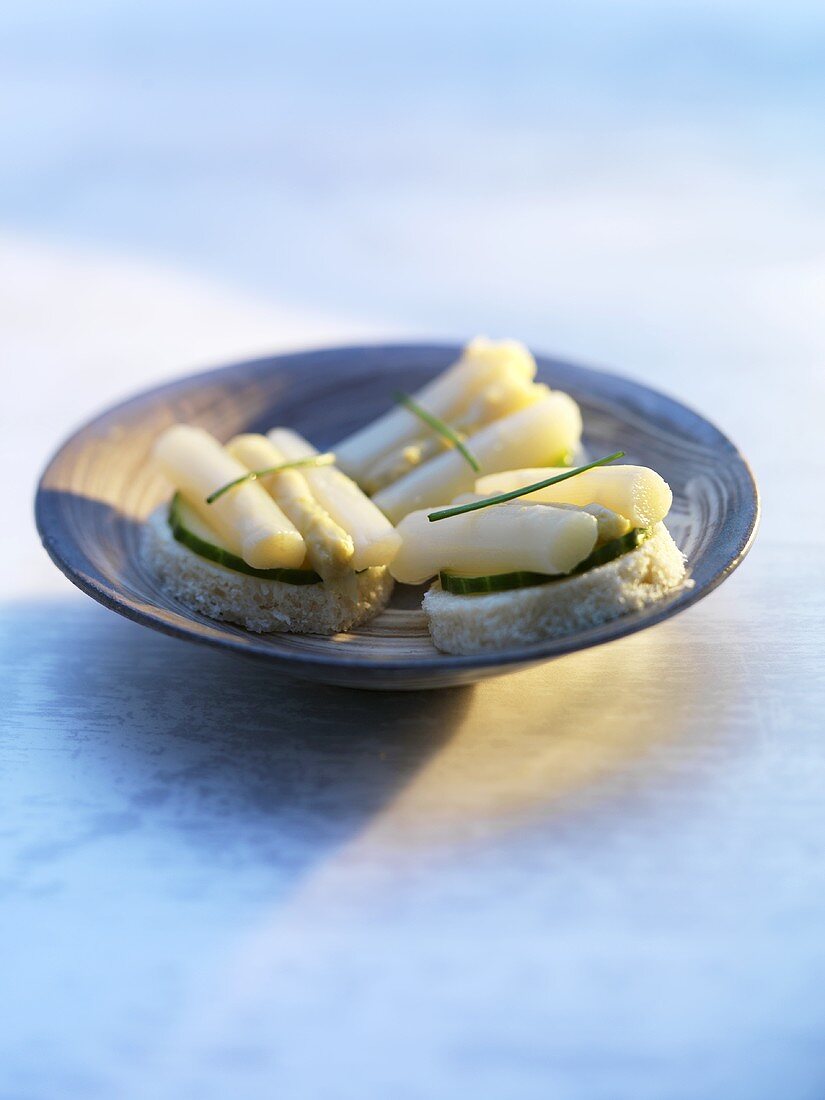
[394, 392, 480, 473]
[426, 451, 626, 522]
[206, 452, 336, 504]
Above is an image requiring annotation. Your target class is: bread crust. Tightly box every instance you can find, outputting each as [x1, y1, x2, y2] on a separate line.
[423, 522, 687, 654]
[142, 507, 393, 634]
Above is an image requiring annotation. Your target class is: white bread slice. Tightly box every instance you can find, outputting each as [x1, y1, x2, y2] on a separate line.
[142, 507, 393, 634]
[423, 522, 687, 654]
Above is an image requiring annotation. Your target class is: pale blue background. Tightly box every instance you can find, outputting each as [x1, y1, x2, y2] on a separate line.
[3, 0, 824, 379]
[3, 4, 824, 1099]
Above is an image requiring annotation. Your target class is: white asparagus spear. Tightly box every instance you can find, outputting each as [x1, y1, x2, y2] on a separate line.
[390, 503, 598, 585]
[449, 496, 632, 542]
[335, 337, 536, 483]
[226, 434, 355, 580]
[153, 425, 306, 569]
[373, 391, 582, 524]
[460, 374, 548, 432]
[267, 429, 402, 570]
[475, 465, 673, 528]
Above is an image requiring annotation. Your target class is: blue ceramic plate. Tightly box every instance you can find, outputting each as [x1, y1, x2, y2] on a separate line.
[35, 344, 759, 689]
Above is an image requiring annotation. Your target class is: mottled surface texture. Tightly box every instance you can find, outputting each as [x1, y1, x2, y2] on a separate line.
[35, 346, 757, 688]
[4, 556, 824, 1100]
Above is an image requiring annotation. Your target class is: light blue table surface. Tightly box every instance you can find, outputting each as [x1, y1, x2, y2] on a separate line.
[3, 3, 824, 1098]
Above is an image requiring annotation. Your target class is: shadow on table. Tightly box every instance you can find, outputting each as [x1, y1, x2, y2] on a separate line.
[5, 582, 750, 873]
[4, 595, 471, 880]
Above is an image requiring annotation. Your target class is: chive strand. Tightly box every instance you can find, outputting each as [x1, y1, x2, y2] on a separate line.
[426, 451, 626, 522]
[206, 452, 336, 504]
[394, 392, 481, 473]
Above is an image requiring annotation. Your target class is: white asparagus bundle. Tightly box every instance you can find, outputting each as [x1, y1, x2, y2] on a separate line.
[335, 337, 537, 484]
[226, 434, 355, 580]
[153, 425, 305, 569]
[475, 464, 673, 528]
[267, 428, 401, 570]
[449, 495, 632, 542]
[390, 503, 598, 585]
[363, 373, 549, 494]
[373, 391, 583, 524]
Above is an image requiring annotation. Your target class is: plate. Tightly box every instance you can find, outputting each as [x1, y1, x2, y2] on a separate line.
[35, 343, 759, 689]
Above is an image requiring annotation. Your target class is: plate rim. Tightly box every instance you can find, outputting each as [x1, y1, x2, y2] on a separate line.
[34, 342, 761, 676]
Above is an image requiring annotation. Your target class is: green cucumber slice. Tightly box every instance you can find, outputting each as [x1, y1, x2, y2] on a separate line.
[571, 525, 653, 572]
[439, 526, 653, 596]
[439, 568, 566, 595]
[167, 494, 323, 585]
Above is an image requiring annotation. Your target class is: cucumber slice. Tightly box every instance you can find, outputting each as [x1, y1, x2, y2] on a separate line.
[439, 526, 653, 596]
[571, 525, 653, 572]
[167, 494, 323, 585]
[439, 568, 566, 595]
